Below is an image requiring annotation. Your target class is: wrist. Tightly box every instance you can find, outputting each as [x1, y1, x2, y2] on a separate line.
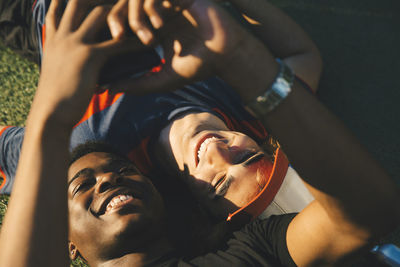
[246, 59, 294, 117]
[26, 94, 78, 137]
[217, 35, 279, 103]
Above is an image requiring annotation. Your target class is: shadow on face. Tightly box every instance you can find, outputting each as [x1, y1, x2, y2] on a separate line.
[67, 151, 165, 263]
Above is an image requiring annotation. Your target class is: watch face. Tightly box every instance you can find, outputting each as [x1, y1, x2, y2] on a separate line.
[247, 61, 293, 116]
[274, 77, 292, 97]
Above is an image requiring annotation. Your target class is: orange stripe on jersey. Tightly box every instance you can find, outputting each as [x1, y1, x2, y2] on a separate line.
[150, 58, 166, 73]
[0, 126, 11, 138]
[42, 24, 46, 51]
[74, 90, 123, 128]
[0, 168, 6, 192]
[0, 126, 11, 191]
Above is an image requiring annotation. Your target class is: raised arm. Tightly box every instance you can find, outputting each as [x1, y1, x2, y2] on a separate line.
[108, 0, 400, 265]
[202, 7, 400, 267]
[0, 0, 138, 266]
[223, 0, 322, 92]
[204, 6, 400, 266]
[106, 0, 322, 91]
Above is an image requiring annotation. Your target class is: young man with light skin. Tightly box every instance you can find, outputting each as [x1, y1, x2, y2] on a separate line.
[0, 0, 399, 266]
[0, 0, 319, 221]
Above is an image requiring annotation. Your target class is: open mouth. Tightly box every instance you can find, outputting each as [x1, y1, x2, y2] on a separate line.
[97, 188, 145, 215]
[105, 194, 135, 214]
[195, 133, 223, 166]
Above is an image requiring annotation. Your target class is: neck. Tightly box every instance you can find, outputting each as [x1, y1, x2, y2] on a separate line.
[96, 235, 174, 267]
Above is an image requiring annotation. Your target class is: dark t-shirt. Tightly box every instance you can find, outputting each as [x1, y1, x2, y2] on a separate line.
[155, 214, 297, 267]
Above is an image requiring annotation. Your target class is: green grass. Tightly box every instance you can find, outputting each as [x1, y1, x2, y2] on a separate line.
[0, 42, 36, 225]
[0, 44, 37, 126]
[0, 43, 36, 230]
[0, 194, 8, 226]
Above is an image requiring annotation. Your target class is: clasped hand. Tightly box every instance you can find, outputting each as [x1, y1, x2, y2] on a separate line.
[106, 0, 251, 95]
[35, 0, 253, 126]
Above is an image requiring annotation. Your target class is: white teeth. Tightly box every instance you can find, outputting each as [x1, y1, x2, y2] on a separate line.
[105, 194, 133, 213]
[197, 137, 218, 162]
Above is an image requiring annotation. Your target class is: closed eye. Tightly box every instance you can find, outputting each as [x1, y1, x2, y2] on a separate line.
[117, 166, 139, 176]
[214, 174, 226, 190]
[215, 175, 232, 197]
[72, 179, 95, 196]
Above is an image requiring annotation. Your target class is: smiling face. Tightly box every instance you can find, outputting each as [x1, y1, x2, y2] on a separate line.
[157, 112, 273, 219]
[67, 152, 165, 263]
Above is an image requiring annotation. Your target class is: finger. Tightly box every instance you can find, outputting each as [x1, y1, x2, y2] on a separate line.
[58, 0, 93, 33]
[107, 0, 129, 39]
[108, 67, 186, 94]
[128, 0, 154, 45]
[78, 5, 111, 42]
[162, 0, 194, 12]
[45, 0, 63, 38]
[143, 0, 164, 29]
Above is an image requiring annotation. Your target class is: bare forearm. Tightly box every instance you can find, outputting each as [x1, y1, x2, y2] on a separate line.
[227, 0, 322, 90]
[220, 33, 400, 236]
[263, 83, 400, 234]
[0, 110, 71, 266]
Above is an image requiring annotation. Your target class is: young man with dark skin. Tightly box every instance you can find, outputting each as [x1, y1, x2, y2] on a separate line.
[67, 144, 171, 266]
[0, 0, 319, 220]
[0, 0, 399, 266]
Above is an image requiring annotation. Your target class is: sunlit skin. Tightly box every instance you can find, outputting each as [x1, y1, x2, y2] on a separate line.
[67, 152, 167, 264]
[156, 112, 273, 219]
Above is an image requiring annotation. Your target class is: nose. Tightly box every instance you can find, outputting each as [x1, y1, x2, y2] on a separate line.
[95, 172, 121, 193]
[204, 141, 232, 167]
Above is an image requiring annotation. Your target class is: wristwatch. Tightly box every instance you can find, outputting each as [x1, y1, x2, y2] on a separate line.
[246, 59, 294, 117]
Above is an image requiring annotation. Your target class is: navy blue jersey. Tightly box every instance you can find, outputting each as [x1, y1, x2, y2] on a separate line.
[0, 77, 272, 194]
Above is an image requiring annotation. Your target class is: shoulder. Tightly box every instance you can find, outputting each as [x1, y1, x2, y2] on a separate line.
[188, 215, 298, 267]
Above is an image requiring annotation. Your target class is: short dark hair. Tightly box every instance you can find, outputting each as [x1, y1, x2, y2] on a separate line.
[69, 141, 129, 166]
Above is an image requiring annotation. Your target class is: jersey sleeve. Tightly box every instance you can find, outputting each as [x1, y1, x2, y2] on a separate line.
[0, 127, 24, 195]
[252, 214, 298, 267]
[188, 213, 297, 266]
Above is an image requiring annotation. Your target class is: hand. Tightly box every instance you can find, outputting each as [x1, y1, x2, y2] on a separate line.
[107, 0, 258, 95]
[107, 0, 190, 43]
[33, 0, 142, 127]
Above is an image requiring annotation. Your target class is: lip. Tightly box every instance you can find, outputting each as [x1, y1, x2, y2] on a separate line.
[105, 195, 135, 214]
[95, 187, 145, 216]
[195, 133, 222, 166]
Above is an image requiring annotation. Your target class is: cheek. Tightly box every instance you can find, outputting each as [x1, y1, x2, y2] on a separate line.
[248, 158, 273, 188]
[68, 201, 100, 238]
[168, 138, 186, 171]
[226, 177, 260, 207]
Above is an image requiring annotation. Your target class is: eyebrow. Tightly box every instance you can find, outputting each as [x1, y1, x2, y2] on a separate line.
[68, 168, 93, 187]
[67, 158, 138, 187]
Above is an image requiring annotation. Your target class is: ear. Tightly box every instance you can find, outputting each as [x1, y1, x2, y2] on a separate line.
[68, 241, 79, 261]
